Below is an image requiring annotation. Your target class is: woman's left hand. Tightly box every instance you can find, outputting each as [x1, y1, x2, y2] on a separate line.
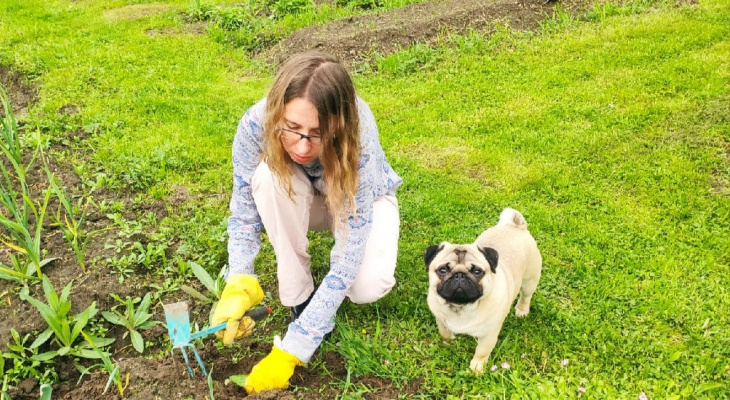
[244, 345, 303, 394]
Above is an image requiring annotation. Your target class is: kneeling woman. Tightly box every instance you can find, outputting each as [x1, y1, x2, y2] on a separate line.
[212, 51, 403, 394]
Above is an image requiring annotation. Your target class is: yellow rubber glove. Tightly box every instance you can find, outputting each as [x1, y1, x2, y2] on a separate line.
[211, 274, 264, 344]
[244, 345, 303, 394]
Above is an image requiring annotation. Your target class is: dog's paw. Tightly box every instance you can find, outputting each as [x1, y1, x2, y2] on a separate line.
[469, 359, 486, 375]
[515, 305, 530, 317]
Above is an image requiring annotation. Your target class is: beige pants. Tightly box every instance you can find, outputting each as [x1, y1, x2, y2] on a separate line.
[251, 162, 399, 307]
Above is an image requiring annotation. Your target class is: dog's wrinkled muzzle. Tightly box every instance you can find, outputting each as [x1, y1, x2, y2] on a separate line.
[437, 273, 483, 304]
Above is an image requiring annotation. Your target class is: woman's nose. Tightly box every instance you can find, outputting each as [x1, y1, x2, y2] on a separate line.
[295, 138, 312, 152]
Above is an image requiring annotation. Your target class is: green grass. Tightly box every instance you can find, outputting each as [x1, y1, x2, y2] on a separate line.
[2, 0, 729, 398]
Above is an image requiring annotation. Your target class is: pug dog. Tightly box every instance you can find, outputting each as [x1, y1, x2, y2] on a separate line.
[424, 208, 542, 374]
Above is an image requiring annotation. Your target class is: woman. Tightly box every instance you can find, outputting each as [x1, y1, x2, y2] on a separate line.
[211, 51, 403, 394]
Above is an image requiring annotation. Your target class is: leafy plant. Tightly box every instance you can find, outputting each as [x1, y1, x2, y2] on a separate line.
[187, 0, 214, 21]
[335, 0, 383, 10]
[102, 292, 159, 353]
[80, 331, 129, 396]
[19, 276, 115, 361]
[272, 0, 314, 16]
[1, 329, 58, 386]
[180, 261, 226, 305]
[0, 251, 55, 284]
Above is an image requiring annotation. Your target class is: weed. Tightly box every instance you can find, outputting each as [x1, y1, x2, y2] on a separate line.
[187, 0, 214, 22]
[1, 329, 59, 386]
[335, 0, 384, 10]
[19, 276, 115, 361]
[102, 292, 159, 353]
[149, 277, 180, 297]
[80, 331, 129, 397]
[272, 0, 314, 16]
[207, 365, 216, 400]
[47, 171, 98, 271]
[180, 261, 226, 304]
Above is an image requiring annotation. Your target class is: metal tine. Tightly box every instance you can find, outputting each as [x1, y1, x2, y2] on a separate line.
[178, 347, 195, 378]
[191, 346, 209, 377]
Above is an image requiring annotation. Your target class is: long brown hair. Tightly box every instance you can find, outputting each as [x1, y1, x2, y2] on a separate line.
[263, 51, 360, 218]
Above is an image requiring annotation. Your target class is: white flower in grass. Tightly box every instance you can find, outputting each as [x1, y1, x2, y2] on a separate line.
[561, 358, 569, 366]
[578, 386, 586, 393]
[490, 365, 498, 372]
[501, 362, 510, 370]
[639, 393, 648, 400]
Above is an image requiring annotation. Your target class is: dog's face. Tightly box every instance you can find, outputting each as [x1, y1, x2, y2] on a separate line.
[424, 242, 499, 305]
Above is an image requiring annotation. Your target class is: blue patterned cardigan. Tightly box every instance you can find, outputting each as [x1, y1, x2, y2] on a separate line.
[227, 96, 402, 362]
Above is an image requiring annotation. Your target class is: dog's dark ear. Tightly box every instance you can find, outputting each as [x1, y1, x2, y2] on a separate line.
[478, 246, 499, 273]
[424, 244, 444, 271]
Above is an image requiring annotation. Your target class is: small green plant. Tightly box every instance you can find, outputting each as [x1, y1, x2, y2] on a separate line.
[80, 331, 129, 397]
[1, 329, 58, 386]
[335, 0, 383, 10]
[207, 365, 216, 400]
[180, 261, 226, 304]
[272, 0, 314, 16]
[149, 277, 179, 297]
[187, 0, 214, 21]
[0, 250, 55, 284]
[48, 172, 97, 272]
[19, 276, 115, 361]
[102, 292, 159, 353]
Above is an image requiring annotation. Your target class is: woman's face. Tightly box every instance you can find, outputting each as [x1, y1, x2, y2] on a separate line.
[280, 97, 323, 165]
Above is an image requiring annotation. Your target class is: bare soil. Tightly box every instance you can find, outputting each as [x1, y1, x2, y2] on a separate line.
[260, 0, 586, 68]
[1, 0, 638, 397]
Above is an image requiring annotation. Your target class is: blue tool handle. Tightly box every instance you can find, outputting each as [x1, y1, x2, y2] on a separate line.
[189, 305, 272, 341]
[190, 322, 226, 341]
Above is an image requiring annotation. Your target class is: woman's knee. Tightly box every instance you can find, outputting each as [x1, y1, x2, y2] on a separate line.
[348, 273, 396, 304]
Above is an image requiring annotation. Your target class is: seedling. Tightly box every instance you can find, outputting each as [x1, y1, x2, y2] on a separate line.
[180, 261, 225, 303]
[47, 171, 98, 272]
[1, 329, 58, 386]
[19, 276, 115, 361]
[180, 261, 226, 320]
[102, 292, 160, 353]
[80, 331, 129, 396]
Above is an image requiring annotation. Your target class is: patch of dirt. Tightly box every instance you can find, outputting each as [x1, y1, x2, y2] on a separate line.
[102, 3, 174, 22]
[145, 22, 208, 37]
[0, 65, 37, 117]
[260, 0, 589, 67]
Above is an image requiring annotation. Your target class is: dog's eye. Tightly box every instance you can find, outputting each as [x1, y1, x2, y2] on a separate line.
[436, 265, 450, 276]
[470, 265, 484, 276]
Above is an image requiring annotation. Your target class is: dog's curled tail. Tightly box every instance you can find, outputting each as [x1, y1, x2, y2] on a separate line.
[498, 208, 528, 230]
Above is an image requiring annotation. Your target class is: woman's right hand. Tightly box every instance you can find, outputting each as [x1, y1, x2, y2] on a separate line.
[211, 274, 264, 344]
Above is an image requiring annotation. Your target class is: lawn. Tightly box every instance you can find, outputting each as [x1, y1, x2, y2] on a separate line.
[1, 0, 728, 398]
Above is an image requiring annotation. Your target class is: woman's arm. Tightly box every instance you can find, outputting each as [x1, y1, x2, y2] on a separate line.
[227, 99, 267, 277]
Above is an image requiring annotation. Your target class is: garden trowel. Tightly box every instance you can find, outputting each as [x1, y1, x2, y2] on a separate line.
[163, 301, 271, 377]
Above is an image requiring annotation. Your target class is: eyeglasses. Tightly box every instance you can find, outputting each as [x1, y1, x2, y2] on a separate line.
[278, 127, 322, 145]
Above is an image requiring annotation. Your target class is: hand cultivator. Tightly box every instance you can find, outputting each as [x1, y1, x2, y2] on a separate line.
[163, 301, 270, 377]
